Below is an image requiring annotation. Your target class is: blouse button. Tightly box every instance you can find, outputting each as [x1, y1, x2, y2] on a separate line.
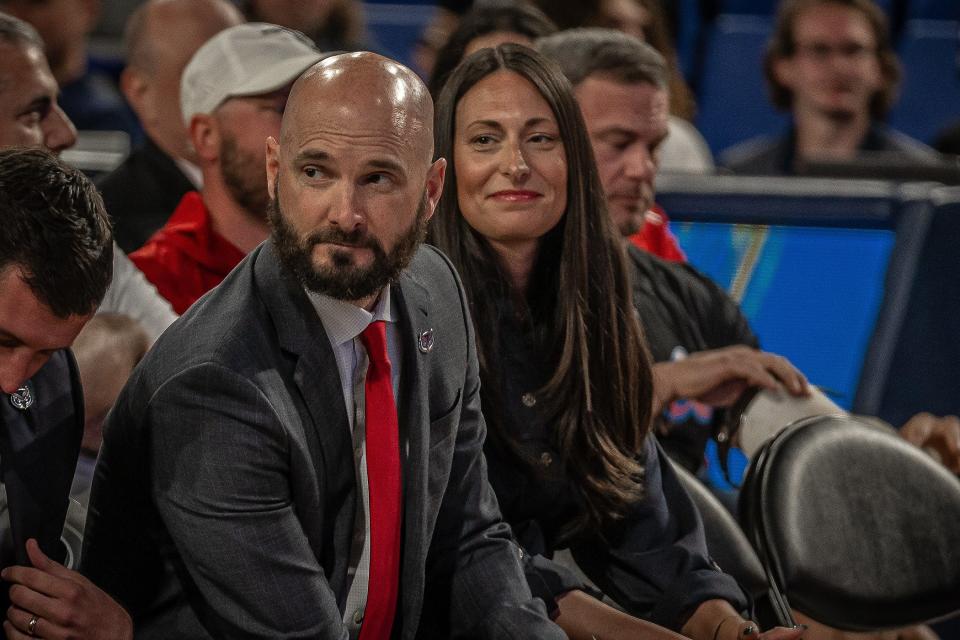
[521, 392, 537, 408]
[353, 609, 364, 625]
[539, 451, 553, 467]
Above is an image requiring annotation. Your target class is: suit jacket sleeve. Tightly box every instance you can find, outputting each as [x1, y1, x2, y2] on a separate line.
[145, 363, 349, 640]
[420, 253, 565, 640]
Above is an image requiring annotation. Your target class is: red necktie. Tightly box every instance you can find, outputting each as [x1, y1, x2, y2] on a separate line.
[358, 321, 402, 640]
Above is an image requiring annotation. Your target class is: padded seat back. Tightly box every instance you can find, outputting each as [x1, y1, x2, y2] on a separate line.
[888, 20, 960, 144]
[740, 415, 960, 630]
[671, 461, 768, 597]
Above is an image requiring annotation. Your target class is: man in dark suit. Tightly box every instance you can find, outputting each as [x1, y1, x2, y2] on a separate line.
[0, 148, 132, 639]
[81, 52, 565, 639]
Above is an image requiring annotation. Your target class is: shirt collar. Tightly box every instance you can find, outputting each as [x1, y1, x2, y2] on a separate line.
[305, 286, 395, 347]
[172, 156, 203, 189]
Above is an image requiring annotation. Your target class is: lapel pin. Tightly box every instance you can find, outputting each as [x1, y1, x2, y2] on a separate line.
[418, 329, 434, 353]
[9, 385, 33, 411]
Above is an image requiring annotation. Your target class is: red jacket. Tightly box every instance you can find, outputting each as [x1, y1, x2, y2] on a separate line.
[130, 192, 246, 314]
[628, 205, 686, 263]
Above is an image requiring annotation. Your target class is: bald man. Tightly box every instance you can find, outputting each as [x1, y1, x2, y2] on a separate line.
[81, 53, 565, 639]
[99, 0, 243, 252]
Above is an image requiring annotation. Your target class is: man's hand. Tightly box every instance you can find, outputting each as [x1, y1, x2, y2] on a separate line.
[2, 539, 132, 640]
[900, 412, 960, 474]
[652, 345, 810, 414]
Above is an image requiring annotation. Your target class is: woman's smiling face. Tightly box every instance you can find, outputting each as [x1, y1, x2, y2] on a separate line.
[453, 70, 568, 255]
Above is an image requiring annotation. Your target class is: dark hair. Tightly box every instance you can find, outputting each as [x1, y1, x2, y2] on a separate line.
[431, 44, 654, 538]
[629, 0, 697, 120]
[428, 4, 557, 98]
[0, 148, 113, 317]
[536, 28, 667, 89]
[242, 0, 366, 51]
[0, 10, 42, 50]
[533, 0, 697, 118]
[764, 0, 900, 118]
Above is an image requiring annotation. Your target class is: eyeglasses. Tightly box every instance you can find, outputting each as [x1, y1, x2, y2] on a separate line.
[793, 41, 877, 62]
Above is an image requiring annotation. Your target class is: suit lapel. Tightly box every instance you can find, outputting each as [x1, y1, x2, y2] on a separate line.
[252, 242, 355, 602]
[392, 270, 432, 637]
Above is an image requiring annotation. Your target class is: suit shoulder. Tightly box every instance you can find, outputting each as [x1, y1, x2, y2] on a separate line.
[410, 243, 459, 277]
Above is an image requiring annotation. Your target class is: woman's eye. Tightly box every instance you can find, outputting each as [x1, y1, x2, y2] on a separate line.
[472, 135, 495, 146]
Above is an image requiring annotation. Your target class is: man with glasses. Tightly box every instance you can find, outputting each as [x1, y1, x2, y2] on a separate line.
[722, 0, 936, 175]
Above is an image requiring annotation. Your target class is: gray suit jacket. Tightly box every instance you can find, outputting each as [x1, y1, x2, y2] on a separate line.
[81, 241, 563, 639]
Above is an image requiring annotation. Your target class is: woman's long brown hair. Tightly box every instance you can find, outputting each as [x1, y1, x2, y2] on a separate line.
[431, 44, 654, 539]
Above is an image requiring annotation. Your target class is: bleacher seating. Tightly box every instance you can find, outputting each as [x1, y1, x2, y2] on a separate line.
[654, 174, 957, 426]
[905, 0, 960, 20]
[364, 2, 438, 70]
[872, 186, 960, 427]
[888, 19, 960, 144]
[694, 14, 787, 155]
[716, 0, 893, 14]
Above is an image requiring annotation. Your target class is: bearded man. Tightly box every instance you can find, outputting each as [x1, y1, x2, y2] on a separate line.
[80, 51, 565, 640]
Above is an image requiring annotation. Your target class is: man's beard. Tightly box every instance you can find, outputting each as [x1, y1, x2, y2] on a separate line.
[268, 184, 429, 301]
[221, 131, 270, 220]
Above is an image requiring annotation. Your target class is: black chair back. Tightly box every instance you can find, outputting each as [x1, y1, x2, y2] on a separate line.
[740, 415, 960, 630]
[671, 461, 768, 599]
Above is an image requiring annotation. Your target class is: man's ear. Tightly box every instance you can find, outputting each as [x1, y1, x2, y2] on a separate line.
[772, 56, 796, 92]
[422, 157, 446, 222]
[265, 136, 281, 197]
[190, 114, 219, 163]
[119, 68, 147, 118]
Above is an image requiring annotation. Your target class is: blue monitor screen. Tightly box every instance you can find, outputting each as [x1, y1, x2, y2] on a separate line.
[673, 222, 896, 409]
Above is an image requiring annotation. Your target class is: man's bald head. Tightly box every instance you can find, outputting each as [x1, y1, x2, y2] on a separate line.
[121, 0, 243, 161]
[265, 52, 446, 309]
[125, 0, 243, 73]
[283, 52, 435, 164]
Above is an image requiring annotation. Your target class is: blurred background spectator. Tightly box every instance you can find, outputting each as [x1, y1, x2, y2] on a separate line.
[98, 0, 243, 253]
[721, 0, 937, 175]
[241, 0, 368, 50]
[0, 0, 141, 141]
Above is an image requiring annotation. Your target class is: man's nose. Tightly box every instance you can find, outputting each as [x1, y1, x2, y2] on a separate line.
[623, 145, 656, 182]
[328, 184, 365, 230]
[0, 353, 33, 395]
[44, 104, 78, 154]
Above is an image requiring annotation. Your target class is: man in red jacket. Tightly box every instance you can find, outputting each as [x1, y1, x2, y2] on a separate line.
[130, 23, 325, 314]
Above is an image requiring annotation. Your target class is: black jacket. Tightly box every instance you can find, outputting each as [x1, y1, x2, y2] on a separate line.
[0, 350, 83, 610]
[97, 137, 194, 253]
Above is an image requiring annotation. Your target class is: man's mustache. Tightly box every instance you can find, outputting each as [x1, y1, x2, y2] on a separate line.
[305, 228, 381, 251]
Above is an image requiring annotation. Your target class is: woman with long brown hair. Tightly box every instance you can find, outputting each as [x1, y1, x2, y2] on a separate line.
[431, 43, 805, 640]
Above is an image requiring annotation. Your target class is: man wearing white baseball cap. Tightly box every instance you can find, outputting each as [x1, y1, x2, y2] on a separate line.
[129, 22, 327, 315]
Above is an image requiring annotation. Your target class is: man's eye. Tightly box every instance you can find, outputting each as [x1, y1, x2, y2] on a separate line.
[366, 173, 391, 185]
[303, 166, 321, 178]
[19, 110, 43, 126]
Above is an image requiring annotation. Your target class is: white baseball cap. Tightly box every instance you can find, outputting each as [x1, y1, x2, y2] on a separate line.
[180, 23, 326, 124]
